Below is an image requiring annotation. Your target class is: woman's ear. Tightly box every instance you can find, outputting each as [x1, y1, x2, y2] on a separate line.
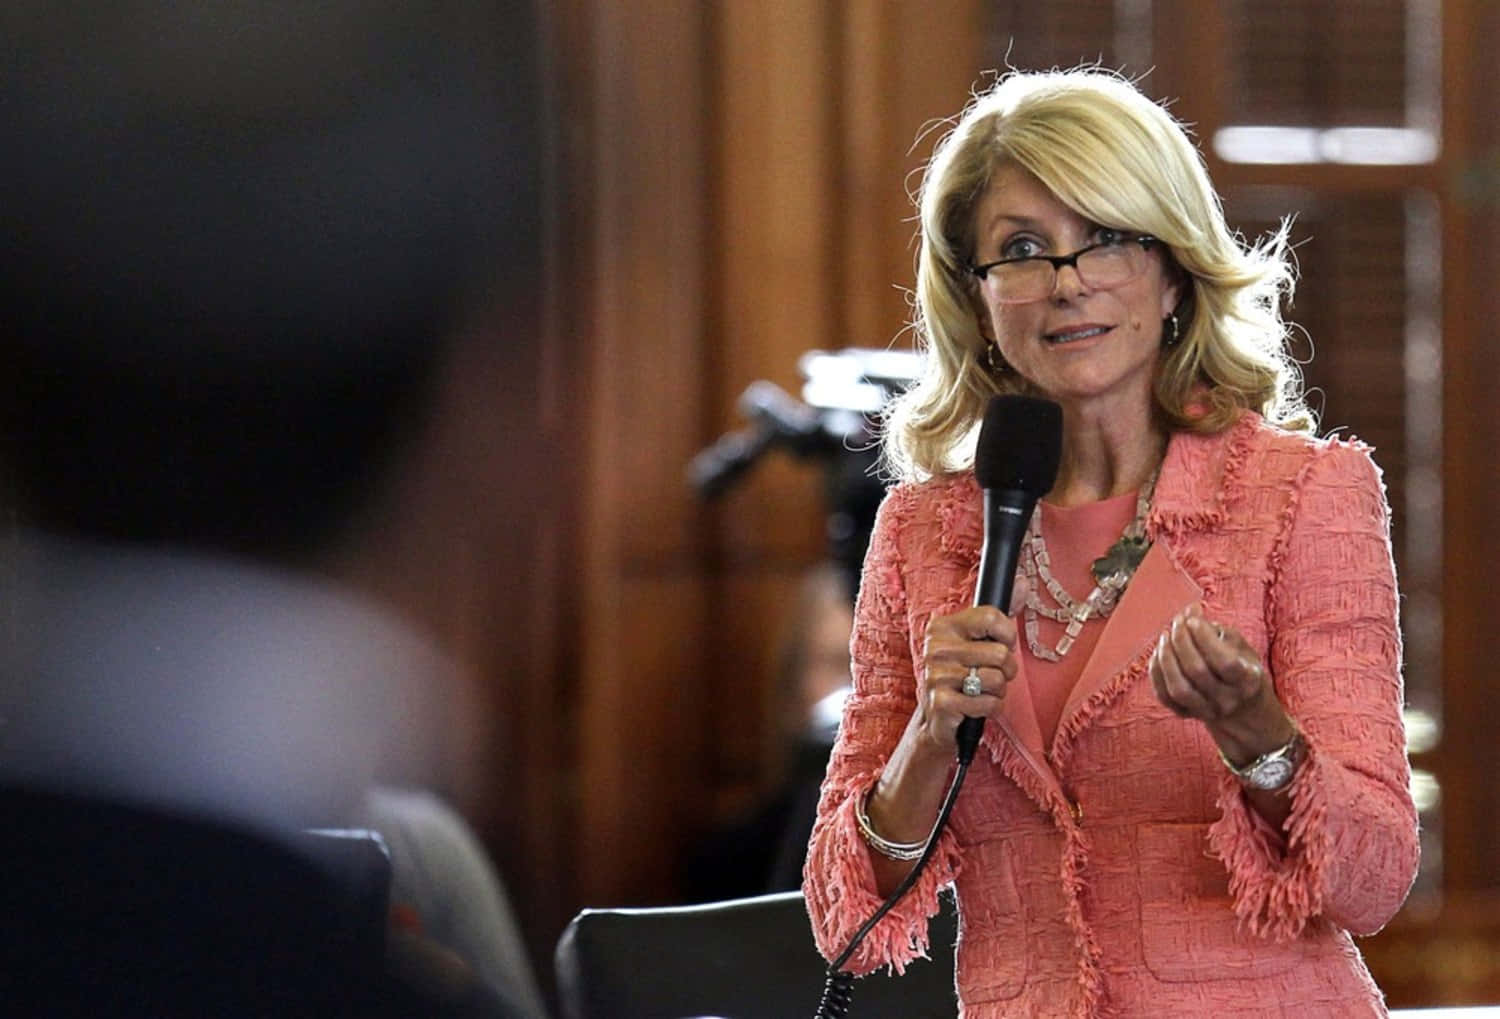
[970, 292, 996, 344]
[1159, 265, 1189, 321]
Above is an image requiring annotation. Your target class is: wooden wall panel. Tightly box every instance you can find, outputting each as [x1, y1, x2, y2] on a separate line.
[1439, 0, 1500, 897]
[572, 0, 714, 907]
[838, 0, 988, 353]
[1225, 0, 1410, 125]
[702, 0, 841, 827]
[714, 0, 840, 563]
[836, 0, 900, 353]
[701, 0, 990, 835]
[579, 574, 710, 902]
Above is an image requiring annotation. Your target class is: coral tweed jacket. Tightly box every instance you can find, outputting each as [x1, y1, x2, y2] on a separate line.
[803, 413, 1419, 1018]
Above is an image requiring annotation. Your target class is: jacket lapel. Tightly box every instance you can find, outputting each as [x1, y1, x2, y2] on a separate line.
[996, 652, 1048, 767]
[941, 477, 1066, 795]
[1051, 540, 1201, 745]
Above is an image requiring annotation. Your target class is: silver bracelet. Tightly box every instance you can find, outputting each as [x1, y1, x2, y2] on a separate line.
[854, 790, 928, 862]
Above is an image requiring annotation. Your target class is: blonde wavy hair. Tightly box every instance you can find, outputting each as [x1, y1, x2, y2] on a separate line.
[884, 68, 1311, 482]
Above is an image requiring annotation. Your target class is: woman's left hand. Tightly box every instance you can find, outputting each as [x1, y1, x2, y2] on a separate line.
[1149, 603, 1296, 765]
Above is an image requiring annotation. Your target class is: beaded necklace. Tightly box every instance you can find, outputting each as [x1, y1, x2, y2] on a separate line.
[1020, 467, 1159, 661]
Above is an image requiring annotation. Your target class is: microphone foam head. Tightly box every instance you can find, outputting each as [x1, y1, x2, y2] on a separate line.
[974, 395, 1063, 495]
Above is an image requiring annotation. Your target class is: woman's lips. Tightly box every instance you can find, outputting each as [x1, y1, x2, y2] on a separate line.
[1044, 324, 1112, 345]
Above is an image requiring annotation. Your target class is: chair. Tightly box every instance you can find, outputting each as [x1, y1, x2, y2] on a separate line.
[0, 783, 505, 1018]
[554, 889, 958, 1019]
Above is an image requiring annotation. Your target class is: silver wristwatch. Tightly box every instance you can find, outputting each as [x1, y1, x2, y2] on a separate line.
[1219, 730, 1303, 791]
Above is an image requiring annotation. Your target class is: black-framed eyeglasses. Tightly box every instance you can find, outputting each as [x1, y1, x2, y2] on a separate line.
[967, 235, 1161, 305]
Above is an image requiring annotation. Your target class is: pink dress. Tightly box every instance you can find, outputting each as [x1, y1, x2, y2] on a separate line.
[1025, 490, 1140, 746]
[803, 413, 1419, 1017]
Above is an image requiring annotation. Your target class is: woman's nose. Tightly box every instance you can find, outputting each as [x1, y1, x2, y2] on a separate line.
[1051, 261, 1089, 300]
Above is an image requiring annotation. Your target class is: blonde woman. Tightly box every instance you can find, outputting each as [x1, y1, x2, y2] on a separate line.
[803, 68, 1417, 1017]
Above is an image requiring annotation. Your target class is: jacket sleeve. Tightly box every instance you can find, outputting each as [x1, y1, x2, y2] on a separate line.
[801, 485, 963, 975]
[1208, 440, 1420, 940]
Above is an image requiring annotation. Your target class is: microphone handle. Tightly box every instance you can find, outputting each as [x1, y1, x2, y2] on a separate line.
[956, 487, 1037, 763]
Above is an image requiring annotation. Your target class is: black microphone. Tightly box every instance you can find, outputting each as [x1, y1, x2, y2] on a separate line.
[956, 395, 1063, 763]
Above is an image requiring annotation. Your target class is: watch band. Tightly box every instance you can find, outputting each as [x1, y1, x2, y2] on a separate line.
[1218, 729, 1304, 791]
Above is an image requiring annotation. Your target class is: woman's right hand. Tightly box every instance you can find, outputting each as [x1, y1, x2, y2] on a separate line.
[860, 600, 1024, 890]
[911, 602, 1022, 756]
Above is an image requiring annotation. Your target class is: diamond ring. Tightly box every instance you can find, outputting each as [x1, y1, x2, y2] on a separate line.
[962, 666, 983, 697]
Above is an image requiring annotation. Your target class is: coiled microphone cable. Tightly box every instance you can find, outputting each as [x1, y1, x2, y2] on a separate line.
[812, 733, 978, 1018]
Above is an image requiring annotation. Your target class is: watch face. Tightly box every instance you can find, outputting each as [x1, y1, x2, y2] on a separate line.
[1248, 756, 1295, 790]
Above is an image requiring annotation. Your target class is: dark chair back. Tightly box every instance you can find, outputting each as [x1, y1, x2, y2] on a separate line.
[554, 889, 957, 1019]
[0, 785, 405, 1017]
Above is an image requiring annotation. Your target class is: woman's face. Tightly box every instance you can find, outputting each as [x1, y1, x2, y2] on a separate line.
[970, 163, 1180, 416]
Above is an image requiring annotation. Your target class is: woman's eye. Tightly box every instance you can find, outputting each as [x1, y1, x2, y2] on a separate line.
[1094, 227, 1127, 247]
[1001, 237, 1041, 259]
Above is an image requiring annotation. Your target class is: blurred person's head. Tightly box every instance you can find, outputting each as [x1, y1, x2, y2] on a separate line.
[0, 0, 540, 565]
[0, 0, 542, 825]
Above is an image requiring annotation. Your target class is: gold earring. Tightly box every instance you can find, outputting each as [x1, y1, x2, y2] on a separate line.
[985, 345, 1011, 375]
